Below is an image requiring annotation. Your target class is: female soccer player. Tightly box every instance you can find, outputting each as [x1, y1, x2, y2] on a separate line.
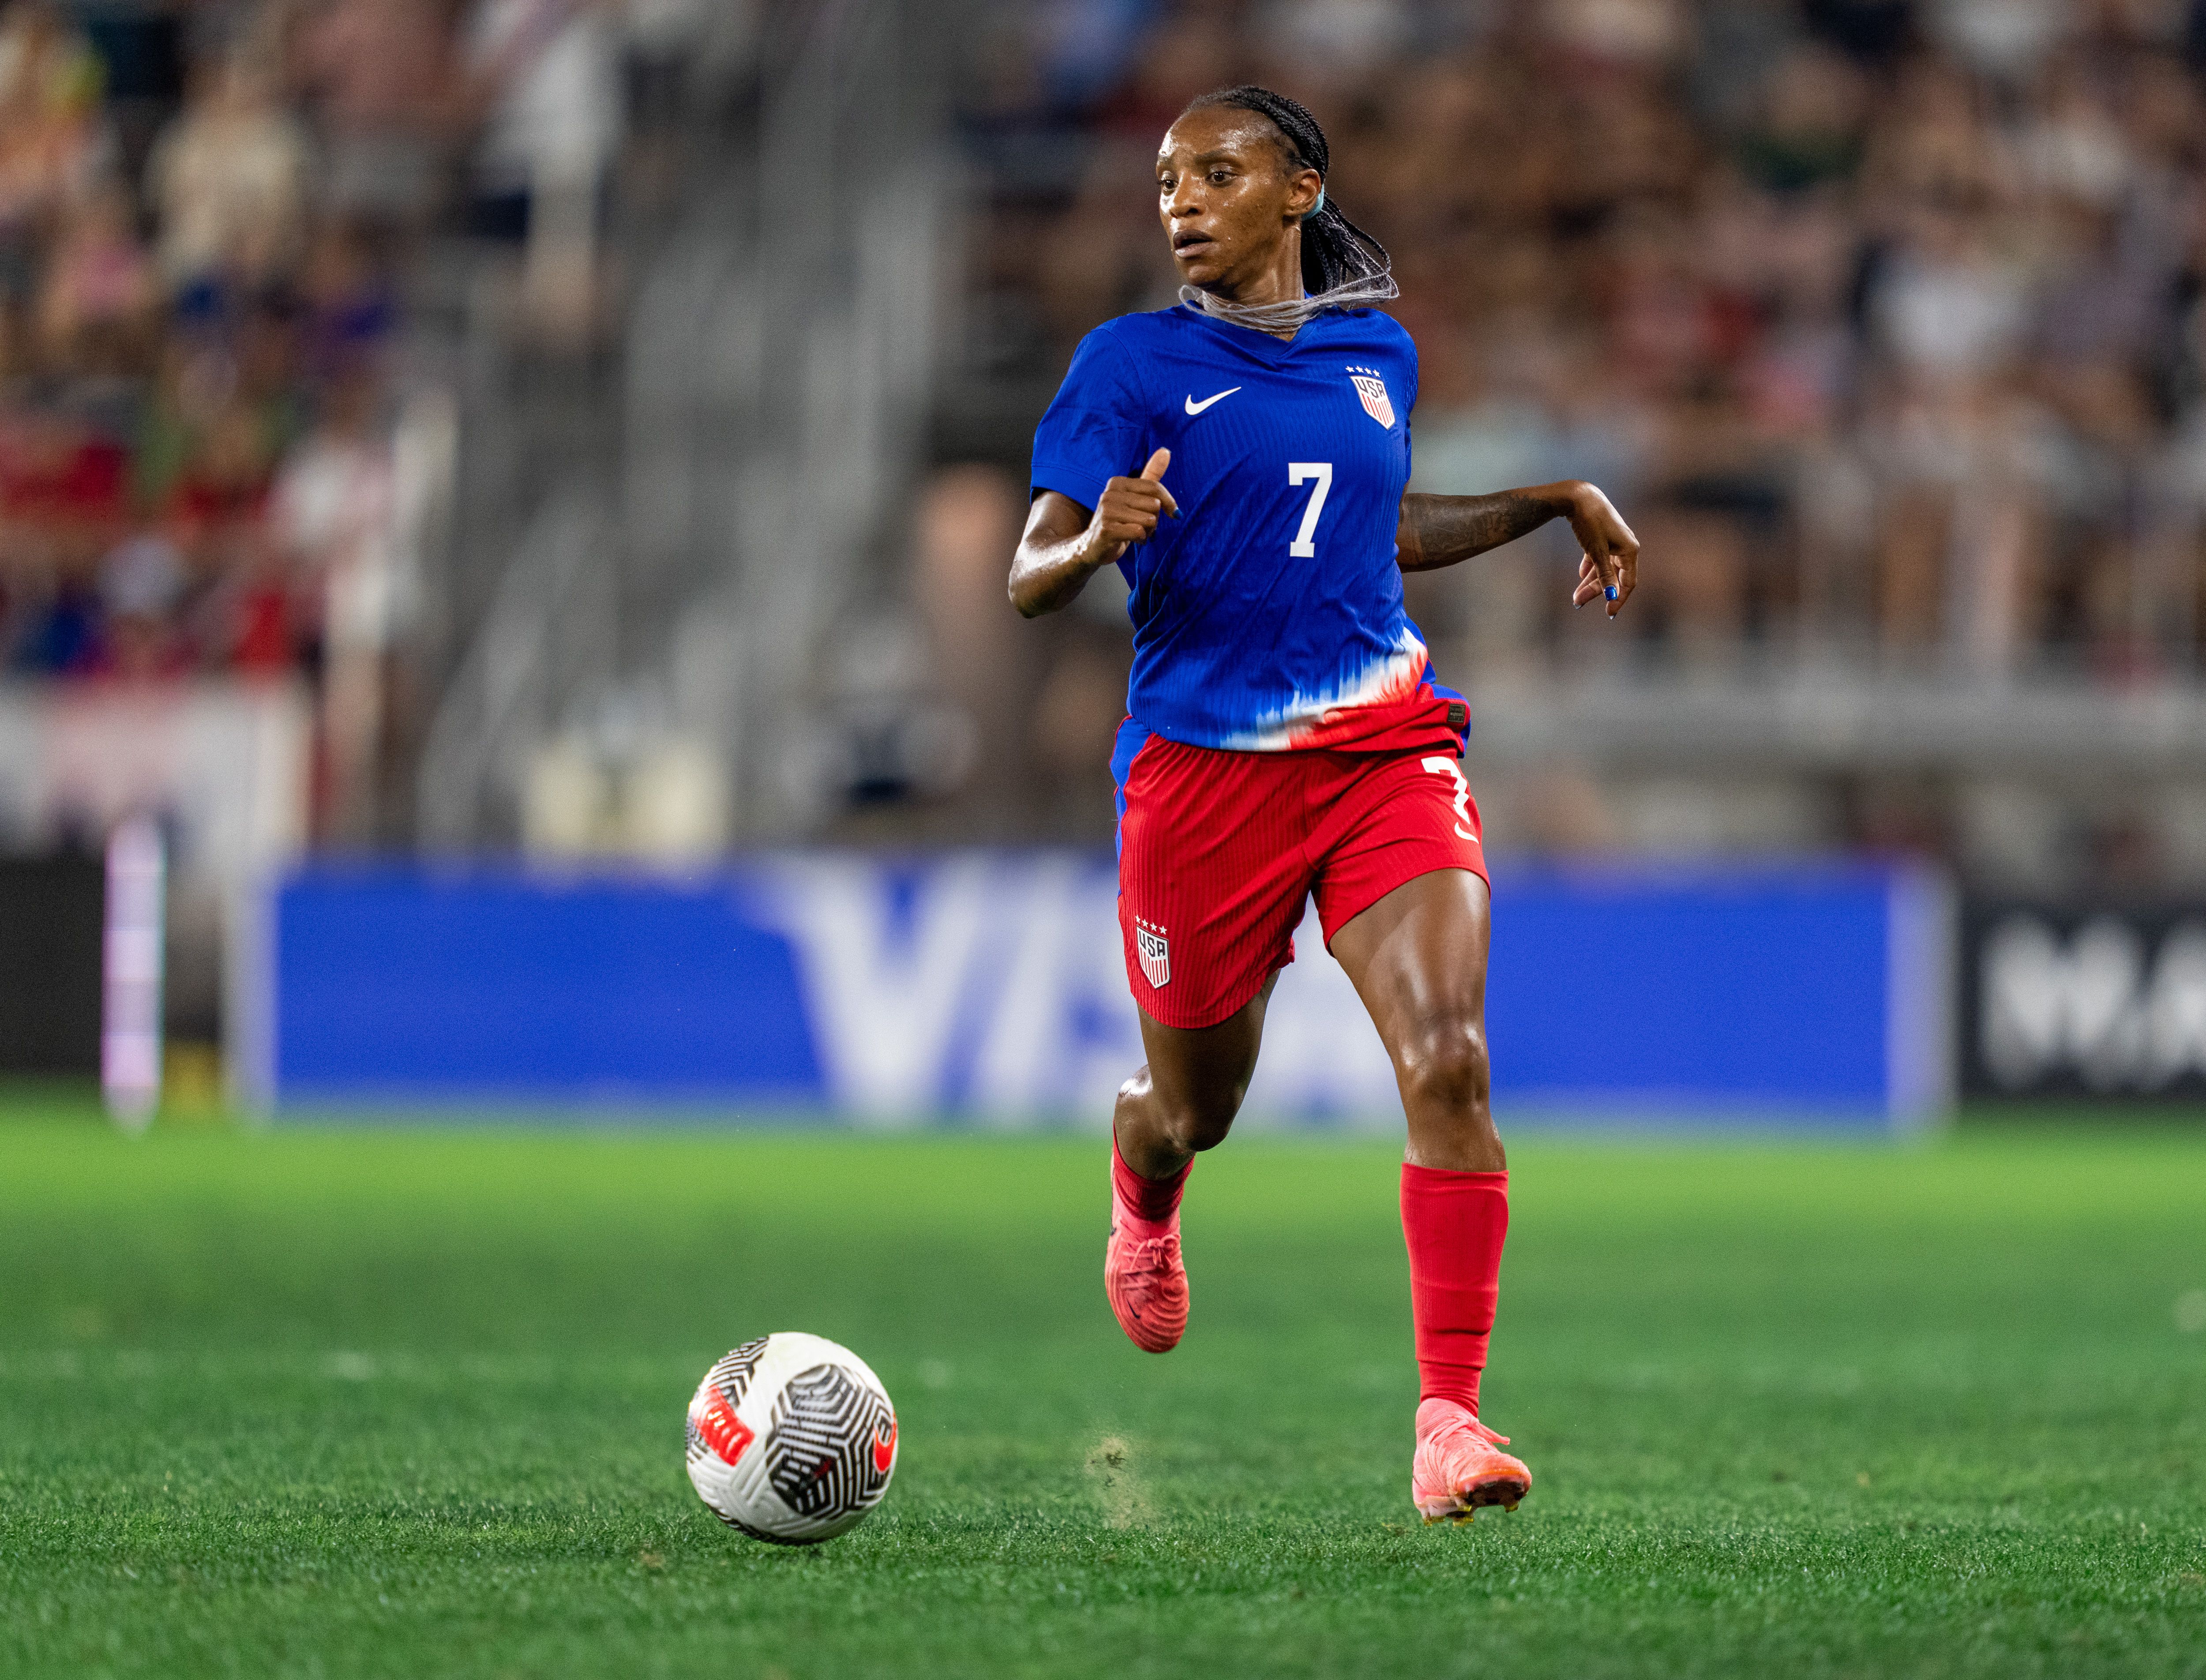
[1008, 86, 1639, 1523]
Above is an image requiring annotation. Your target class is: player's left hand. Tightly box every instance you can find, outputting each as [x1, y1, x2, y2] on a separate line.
[1565, 483, 1639, 618]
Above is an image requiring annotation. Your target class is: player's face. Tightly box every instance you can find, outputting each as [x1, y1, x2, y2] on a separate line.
[1156, 109, 1321, 298]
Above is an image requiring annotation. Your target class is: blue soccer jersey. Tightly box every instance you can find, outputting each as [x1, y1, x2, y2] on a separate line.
[1031, 302, 1463, 755]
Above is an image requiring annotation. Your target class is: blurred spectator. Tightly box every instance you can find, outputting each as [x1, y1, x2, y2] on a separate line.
[461, 0, 623, 337]
[295, 0, 455, 231]
[167, 395, 279, 530]
[97, 527, 185, 679]
[14, 544, 100, 671]
[270, 370, 397, 837]
[912, 464, 1037, 820]
[298, 222, 396, 376]
[145, 49, 314, 299]
[35, 182, 156, 369]
[0, 1, 107, 304]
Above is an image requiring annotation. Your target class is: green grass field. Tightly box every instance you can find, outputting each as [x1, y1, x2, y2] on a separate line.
[2, 1103, 2203, 1679]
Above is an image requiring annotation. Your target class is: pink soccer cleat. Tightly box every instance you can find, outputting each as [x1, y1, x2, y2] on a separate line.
[1411, 1398, 1531, 1524]
[1105, 1172, 1189, 1354]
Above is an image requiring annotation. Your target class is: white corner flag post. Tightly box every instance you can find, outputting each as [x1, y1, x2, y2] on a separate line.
[102, 818, 165, 1133]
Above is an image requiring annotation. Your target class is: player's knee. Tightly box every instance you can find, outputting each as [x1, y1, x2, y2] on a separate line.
[1397, 1015, 1491, 1122]
[1117, 1066, 1241, 1155]
[1155, 1090, 1240, 1155]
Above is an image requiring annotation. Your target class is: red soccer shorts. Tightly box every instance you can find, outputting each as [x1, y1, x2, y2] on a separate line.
[1113, 731, 1489, 1030]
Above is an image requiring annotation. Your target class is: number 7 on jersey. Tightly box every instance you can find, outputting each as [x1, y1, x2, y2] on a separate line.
[1288, 462, 1333, 557]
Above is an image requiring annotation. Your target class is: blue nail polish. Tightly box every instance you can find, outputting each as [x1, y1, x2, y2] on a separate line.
[1605, 585, 1619, 601]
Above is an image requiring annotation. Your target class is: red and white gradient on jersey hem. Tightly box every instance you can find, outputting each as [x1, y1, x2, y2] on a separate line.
[1220, 633, 1431, 751]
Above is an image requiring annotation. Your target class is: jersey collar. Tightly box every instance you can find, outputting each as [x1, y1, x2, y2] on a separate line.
[1177, 299, 1352, 360]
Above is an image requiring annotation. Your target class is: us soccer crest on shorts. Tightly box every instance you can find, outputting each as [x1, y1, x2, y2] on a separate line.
[1135, 917, 1170, 988]
[1346, 365, 1394, 428]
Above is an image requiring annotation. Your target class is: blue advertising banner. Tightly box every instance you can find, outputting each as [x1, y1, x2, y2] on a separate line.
[266, 855, 1951, 1127]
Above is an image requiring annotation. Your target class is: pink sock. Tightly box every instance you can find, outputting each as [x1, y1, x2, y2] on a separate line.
[1112, 1136, 1190, 1235]
[1399, 1164, 1509, 1416]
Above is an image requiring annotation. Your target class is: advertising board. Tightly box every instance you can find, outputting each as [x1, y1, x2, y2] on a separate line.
[266, 856, 1951, 1128]
[1962, 901, 2206, 1101]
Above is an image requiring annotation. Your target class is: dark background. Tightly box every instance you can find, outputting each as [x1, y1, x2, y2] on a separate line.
[0, 855, 104, 1075]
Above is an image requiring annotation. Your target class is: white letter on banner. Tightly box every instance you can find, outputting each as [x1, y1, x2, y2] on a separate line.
[966, 854, 1141, 1121]
[2146, 922, 2206, 1086]
[755, 855, 1000, 1118]
[1981, 914, 2146, 1089]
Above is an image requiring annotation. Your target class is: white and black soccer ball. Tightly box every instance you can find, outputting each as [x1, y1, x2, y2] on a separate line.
[684, 1333, 898, 1544]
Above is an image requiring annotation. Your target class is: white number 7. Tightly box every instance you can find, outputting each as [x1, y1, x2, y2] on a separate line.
[1288, 462, 1333, 557]
[1420, 755, 1478, 840]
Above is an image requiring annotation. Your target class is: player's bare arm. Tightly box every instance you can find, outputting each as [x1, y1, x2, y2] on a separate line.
[1396, 480, 1641, 618]
[1008, 450, 1177, 618]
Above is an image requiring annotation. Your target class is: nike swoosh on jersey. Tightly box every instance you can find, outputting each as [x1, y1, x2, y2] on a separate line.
[1183, 386, 1241, 415]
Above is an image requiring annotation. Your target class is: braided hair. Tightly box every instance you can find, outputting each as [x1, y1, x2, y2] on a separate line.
[1180, 84, 1396, 320]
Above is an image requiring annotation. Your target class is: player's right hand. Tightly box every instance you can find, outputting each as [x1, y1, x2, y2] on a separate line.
[1085, 449, 1178, 564]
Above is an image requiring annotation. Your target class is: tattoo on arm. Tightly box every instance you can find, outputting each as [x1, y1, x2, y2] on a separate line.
[1398, 491, 1559, 572]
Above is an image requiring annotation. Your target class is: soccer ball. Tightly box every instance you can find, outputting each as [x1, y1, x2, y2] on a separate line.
[684, 1332, 898, 1544]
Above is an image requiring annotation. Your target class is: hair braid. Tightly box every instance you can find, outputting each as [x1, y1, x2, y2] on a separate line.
[1182, 84, 1396, 306]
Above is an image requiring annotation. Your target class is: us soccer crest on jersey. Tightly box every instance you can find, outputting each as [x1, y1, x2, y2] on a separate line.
[1347, 365, 1394, 428]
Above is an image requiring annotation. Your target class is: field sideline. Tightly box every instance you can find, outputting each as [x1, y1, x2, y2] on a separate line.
[2, 1107, 2202, 1678]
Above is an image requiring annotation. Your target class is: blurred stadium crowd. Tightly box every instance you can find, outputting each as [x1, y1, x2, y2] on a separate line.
[0, 0, 650, 840]
[10, 0, 2206, 877]
[957, 0, 2206, 690]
